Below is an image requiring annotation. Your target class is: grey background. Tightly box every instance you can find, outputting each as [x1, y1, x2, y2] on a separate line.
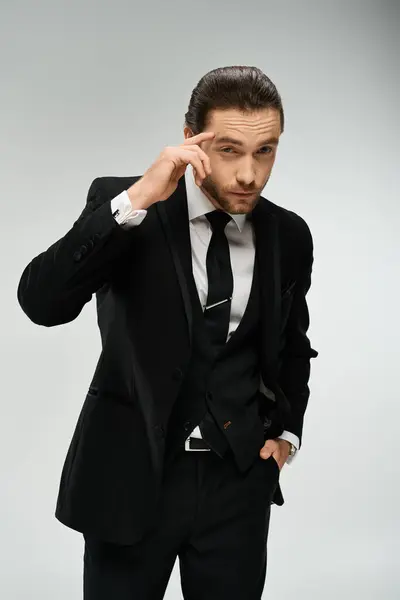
[2, 0, 399, 598]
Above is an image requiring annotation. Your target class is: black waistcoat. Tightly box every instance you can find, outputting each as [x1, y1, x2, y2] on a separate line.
[165, 223, 267, 473]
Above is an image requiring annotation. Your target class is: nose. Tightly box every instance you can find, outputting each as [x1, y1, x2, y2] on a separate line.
[236, 159, 256, 187]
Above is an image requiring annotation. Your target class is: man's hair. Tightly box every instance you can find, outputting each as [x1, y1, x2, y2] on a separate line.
[184, 66, 284, 134]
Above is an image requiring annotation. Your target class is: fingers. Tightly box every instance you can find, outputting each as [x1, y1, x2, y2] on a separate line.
[184, 146, 212, 182]
[260, 439, 278, 459]
[183, 131, 215, 146]
[177, 149, 206, 182]
[183, 133, 214, 185]
[161, 135, 213, 187]
[260, 448, 272, 459]
[260, 446, 283, 470]
[179, 147, 211, 186]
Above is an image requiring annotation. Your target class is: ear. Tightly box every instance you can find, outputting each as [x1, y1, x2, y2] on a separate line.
[183, 126, 194, 140]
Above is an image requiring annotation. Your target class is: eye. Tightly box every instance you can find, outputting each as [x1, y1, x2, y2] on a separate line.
[220, 146, 273, 155]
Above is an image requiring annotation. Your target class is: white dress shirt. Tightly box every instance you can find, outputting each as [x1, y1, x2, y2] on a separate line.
[110, 166, 299, 463]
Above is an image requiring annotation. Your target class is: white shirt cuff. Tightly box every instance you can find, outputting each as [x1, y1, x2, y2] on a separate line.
[111, 190, 147, 228]
[277, 430, 300, 465]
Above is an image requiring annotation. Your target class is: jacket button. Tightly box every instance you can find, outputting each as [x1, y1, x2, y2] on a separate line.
[184, 421, 192, 432]
[173, 367, 183, 380]
[73, 251, 82, 262]
[80, 245, 88, 255]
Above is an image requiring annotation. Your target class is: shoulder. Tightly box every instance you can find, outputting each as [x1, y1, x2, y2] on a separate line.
[88, 175, 142, 200]
[261, 196, 313, 253]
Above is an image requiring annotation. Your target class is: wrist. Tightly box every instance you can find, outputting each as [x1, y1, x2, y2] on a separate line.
[278, 439, 292, 455]
[127, 180, 154, 211]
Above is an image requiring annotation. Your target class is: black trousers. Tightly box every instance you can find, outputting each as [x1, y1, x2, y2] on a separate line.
[83, 445, 280, 600]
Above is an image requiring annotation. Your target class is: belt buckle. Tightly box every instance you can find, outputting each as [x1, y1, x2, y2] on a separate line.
[184, 437, 211, 452]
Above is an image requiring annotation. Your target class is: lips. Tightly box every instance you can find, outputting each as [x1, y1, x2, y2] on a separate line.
[231, 191, 254, 196]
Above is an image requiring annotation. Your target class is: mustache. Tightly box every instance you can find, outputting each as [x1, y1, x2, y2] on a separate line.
[203, 178, 260, 198]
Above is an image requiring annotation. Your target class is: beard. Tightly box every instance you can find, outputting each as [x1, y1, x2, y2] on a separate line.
[201, 175, 263, 215]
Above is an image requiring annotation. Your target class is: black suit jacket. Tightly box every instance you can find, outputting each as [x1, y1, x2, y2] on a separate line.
[17, 175, 318, 544]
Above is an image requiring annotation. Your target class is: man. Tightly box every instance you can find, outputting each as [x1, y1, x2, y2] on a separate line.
[17, 65, 318, 599]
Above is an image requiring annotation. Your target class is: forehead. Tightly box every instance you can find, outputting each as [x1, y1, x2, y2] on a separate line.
[206, 107, 281, 142]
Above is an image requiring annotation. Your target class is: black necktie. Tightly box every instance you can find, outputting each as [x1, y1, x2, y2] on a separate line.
[198, 210, 233, 458]
[203, 210, 234, 351]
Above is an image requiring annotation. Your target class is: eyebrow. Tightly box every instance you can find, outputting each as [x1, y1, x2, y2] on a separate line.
[214, 136, 279, 147]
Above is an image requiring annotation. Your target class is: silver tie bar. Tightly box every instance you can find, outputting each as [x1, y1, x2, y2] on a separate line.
[204, 297, 232, 311]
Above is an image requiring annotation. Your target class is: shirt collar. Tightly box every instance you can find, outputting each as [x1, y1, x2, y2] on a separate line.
[184, 165, 247, 233]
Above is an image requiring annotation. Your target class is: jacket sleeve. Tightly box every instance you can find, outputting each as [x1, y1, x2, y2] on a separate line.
[17, 178, 135, 327]
[278, 219, 319, 445]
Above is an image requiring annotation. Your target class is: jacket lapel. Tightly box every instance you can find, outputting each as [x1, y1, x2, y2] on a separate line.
[156, 177, 193, 347]
[252, 199, 281, 378]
